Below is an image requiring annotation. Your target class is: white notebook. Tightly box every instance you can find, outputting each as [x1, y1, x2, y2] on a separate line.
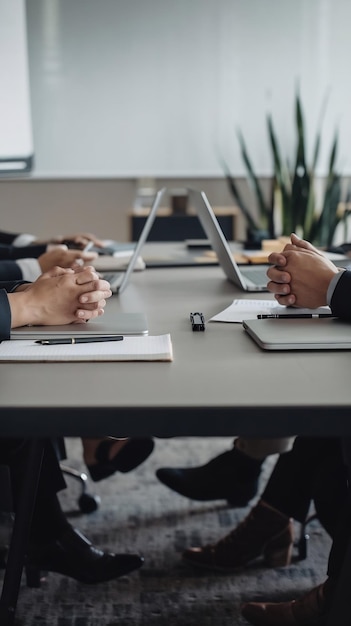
[0, 335, 173, 362]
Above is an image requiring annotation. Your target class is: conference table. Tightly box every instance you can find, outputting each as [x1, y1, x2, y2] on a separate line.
[0, 254, 350, 439]
[1, 248, 351, 625]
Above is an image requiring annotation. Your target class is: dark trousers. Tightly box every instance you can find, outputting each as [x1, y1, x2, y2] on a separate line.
[0, 438, 66, 540]
[262, 436, 348, 537]
[327, 438, 351, 578]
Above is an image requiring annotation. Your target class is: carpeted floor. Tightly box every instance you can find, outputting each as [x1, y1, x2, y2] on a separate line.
[8, 437, 331, 625]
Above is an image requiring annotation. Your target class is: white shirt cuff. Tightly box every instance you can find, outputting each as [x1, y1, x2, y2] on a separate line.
[16, 258, 42, 282]
[12, 233, 36, 247]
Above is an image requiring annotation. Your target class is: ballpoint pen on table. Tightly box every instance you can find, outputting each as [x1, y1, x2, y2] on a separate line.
[257, 314, 334, 319]
[36, 336, 124, 345]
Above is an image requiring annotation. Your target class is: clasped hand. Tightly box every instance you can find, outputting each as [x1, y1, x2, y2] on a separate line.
[266, 233, 339, 308]
[9, 266, 112, 328]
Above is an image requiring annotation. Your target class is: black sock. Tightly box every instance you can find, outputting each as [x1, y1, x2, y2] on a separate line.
[229, 446, 264, 481]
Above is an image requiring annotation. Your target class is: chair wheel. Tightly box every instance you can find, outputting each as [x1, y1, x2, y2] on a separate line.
[78, 493, 101, 514]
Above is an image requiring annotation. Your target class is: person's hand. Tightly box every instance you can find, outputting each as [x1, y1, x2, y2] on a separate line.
[71, 265, 112, 319]
[38, 247, 98, 272]
[266, 233, 339, 308]
[49, 232, 105, 248]
[8, 266, 112, 328]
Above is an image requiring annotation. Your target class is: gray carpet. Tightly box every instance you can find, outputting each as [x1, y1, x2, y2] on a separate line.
[8, 437, 331, 625]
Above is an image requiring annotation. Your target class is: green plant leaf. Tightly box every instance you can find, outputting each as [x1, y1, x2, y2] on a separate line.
[267, 115, 292, 234]
[236, 129, 271, 228]
[290, 92, 310, 233]
[220, 157, 259, 231]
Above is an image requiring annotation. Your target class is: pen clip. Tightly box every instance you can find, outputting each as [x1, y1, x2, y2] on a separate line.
[190, 312, 205, 331]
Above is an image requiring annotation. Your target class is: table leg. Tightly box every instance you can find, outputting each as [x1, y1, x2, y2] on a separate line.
[0, 439, 44, 626]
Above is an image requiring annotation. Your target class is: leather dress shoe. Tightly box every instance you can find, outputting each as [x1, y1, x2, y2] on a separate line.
[183, 500, 294, 571]
[25, 526, 144, 587]
[156, 448, 262, 505]
[87, 437, 155, 482]
[241, 582, 328, 625]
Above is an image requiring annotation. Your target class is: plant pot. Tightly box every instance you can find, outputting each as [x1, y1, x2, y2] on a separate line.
[243, 228, 270, 249]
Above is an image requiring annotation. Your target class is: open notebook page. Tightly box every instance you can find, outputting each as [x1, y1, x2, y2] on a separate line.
[0, 335, 173, 362]
[209, 299, 332, 323]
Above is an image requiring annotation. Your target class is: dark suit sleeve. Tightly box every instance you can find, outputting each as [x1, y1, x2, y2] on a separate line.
[0, 231, 20, 245]
[0, 243, 46, 260]
[0, 262, 23, 281]
[0, 289, 12, 340]
[0, 280, 30, 341]
[330, 271, 351, 319]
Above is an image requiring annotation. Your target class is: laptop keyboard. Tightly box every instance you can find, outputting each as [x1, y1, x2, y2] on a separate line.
[241, 267, 268, 284]
[102, 272, 120, 281]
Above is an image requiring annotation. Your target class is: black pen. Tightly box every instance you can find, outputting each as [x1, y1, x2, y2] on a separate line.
[36, 336, 124, 345]
[257, 313, 334, 319]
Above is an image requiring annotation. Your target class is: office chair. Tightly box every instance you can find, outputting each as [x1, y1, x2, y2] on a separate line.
[59, 464, 101, 514]
[54, 439, 100, 514]
[295, 513, 319, 560]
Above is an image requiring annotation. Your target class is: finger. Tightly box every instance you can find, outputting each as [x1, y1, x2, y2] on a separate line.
[71, 260, 84, 269]
[267, 252, 287, 266]
[290, 233, 319, 253]
[74, 268, 100, 284]
[75, 307, 104, 320]
[266, 267, 291, 284]
[274, 293, 297, 306]
[266, 280, 292, 296]
[78, 252, 98, 261]
[42, 266, 74, 279]
[79, 288, 112, 303]
[78, 299, 107, 311]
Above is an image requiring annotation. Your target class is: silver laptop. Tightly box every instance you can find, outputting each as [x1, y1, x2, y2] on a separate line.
[189, 189, 269, 291]
[243, 317, 351, 350]
[11, 311, 149, 340]
[100, 187, 166, 293]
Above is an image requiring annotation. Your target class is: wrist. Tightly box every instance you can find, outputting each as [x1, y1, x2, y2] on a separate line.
[7, 289, 44, 328]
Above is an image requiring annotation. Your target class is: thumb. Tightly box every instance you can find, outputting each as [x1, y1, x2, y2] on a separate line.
[41, 266, 74, 279]
[290, 233, 319, 253]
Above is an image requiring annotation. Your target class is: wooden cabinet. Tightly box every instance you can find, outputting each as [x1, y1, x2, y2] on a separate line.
[129, 207, 238, 242]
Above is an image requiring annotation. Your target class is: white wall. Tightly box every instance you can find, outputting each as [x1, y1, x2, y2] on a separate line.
[25, 0, 351, 178]
[0, 0, 33, 171]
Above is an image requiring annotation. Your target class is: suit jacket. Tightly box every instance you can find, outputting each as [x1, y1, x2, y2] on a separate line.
[0, 229, 45, 260]
[0, 280, 26, 340]
[0, 231, 20, 245]
[0, 262, 22, 281]
[0, 243, 46, 261]
[330, 271, 351, 319]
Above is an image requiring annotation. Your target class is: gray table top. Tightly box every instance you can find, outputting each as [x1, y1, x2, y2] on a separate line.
[1, 263, 350, 437]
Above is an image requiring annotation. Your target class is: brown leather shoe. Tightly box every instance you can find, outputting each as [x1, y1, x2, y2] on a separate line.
[182, 500, 294, 572]
[241, 581, 328, 625]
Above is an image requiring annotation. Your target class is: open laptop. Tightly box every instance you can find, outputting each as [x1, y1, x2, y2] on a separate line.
[243, 317, 351, 350]
[188, 189, 269, 291]
[99, 187, 166, 293]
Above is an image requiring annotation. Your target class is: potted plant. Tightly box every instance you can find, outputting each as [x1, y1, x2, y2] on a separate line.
[222, 92, 349, 248]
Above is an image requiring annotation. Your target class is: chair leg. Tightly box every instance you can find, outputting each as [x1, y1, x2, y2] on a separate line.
[60, 464, 101, 514]
[296, 513, 318, 560]
[0, 439, 45, 626]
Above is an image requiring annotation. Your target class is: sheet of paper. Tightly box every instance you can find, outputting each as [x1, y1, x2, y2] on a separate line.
[93, 253, 145, 272]
[0, 335, 173, 362]
[209, 299, 332, 323]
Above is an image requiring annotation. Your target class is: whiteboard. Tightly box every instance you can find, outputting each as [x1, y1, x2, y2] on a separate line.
[0, 0, 33, 174]
[26, 0, 351, 178]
